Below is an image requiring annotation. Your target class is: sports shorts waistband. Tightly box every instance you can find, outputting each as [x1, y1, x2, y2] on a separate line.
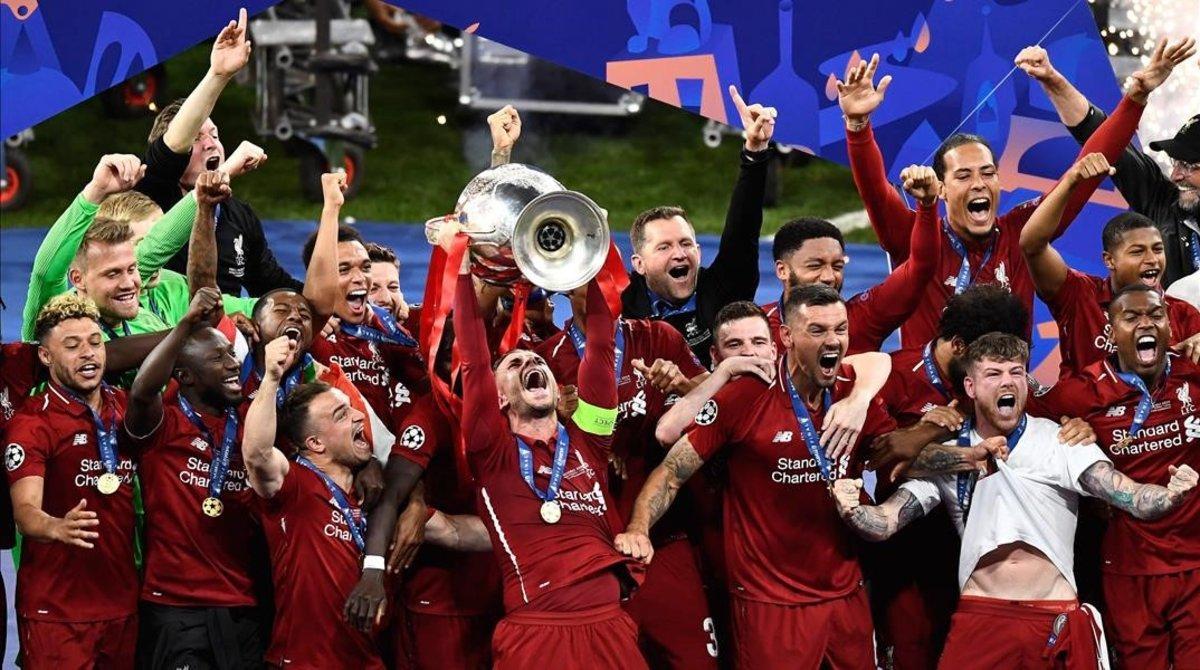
[957, 594, 1079, 620]
[503, 603, 623, 626]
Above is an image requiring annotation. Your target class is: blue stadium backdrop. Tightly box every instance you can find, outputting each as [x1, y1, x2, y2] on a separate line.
[1, 0, 1131, 381]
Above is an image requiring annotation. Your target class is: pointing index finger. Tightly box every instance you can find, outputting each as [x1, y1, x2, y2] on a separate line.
[728, 85, 748, 118]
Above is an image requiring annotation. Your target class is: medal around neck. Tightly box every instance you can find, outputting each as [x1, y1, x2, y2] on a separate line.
[540, 500, 562, 524]
[202, 497, 225, 518]
[97, 472, 121, 495]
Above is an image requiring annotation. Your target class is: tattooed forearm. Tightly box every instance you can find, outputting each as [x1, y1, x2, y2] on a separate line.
[627, 439, 705, 534]
[906, 444, 975, 478]
[845, 490, 926, 542]
[1080, 461, 1178, 521]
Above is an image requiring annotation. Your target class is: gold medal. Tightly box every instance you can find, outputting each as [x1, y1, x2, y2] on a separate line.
[97, 472, 121, 495]
[540, 500, 562, 524]
[202, 497, 224, 518]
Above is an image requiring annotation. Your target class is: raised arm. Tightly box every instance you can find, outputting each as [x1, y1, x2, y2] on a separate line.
[707, 86, 772, 292]
[654, 355, 773, 447]
[22, 155, 144, 339]
[488, 105, 521, 167]
[614, 435, 707, 564]
[1014, 46, 1092, 127]
[575, 280, 618, 436]
[831, 478, 926, 542]
[1079, 461, 1198, 521]
[161, 9, 251, 153]
[242, 336, 295, 498]
[303, 173, 347, 320]
[187, 171, 231, 296]
[839, 53, 913, 260]
[105, 331, 170, 374]
[447, 238, 505, 449]
[125, 289, 222, 436]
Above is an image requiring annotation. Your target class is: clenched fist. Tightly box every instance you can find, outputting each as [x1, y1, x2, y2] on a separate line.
[899, 165, 940, 206]
[195, 170, 232, 207]
[322, 171, 348, 208]
[832, 478, 863, 519]
[1067, 153, 1115, 187]
[1014, 46, 1057, 83]
[1167, 464, 1199, 502]
[83, 154, 146, 204]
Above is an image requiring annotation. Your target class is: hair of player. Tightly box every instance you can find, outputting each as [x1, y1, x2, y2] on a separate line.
[713, 300, 771, 336]
[72, 217, 135, 271]
[773, 218, 845, 261]
[365, 242, 399, 267]
[962, 332, 1030, 374]
[933, 132, 994, 180]
[147, 98, 186, 145]
[938, 283, 1030, 345]
[250, 287, 310, 323]
[1101, 211, 1158, 252]
[98, 191, 161, 225]
[278, 381, 333, 454]
[302, 224, 367, 268]
[1106, 282, 1161, 316]
[630, 205, 689, 253]
[781, 283, 844, 325]
[34, 293, 100, 343]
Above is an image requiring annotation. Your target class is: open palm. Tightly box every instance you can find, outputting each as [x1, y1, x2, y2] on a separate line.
[211, 8, 252, 77]
[1129, 37, 1196, 98]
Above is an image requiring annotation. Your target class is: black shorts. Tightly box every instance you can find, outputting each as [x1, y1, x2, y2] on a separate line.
[136, 601, 266, 670]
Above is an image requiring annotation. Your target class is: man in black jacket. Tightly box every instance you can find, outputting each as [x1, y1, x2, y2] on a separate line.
[135, 8, 302, 297]
[1015, 40, 1198, 289]
[621, 87, 775, 368]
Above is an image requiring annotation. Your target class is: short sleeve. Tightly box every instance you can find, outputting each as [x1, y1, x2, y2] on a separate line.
[1029, 374, 1094, 419]
[261, 463, 303, 513]
[4, 412, 50, 483]
[390, 402, 446, 470]
[899, 477, 945, 514]
[1059, 442, 1111, 496]
[685, 380, 755, 460]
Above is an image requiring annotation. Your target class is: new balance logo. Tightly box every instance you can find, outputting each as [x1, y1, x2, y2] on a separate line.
[1105, 406, 1127, 418]
[773, 431, 793, 443]
[1185, 416, 1200, 442]
[73, 433, 88, 446]
[191, 438, 208, 452]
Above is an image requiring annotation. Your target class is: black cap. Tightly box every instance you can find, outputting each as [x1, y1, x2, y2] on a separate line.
[1148, 114, 1200, 163]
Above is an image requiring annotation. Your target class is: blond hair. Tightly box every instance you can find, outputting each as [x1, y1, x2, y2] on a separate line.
[35, 293, 100, 342]
[71, 217, 134, 271]
[98, 191, 161, 225]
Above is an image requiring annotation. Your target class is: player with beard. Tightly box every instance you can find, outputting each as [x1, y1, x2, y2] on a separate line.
[761, 165, 939, 353]
[5, 295, 140, 668]
[621, 89, 774, 368]
[1021, 152, 1200, 374]
[442, 221, 646, 668]
[838, 43, 1179, 347]
[304, 173, 428, 432]
[833, 332, 1198, 669]
[122, 287, 268, 668]
[1034, 284, 1200, 667]
[617, 285, 897, 669]
[1017, 39, 1199, 288]
[136, 9, 299, 296]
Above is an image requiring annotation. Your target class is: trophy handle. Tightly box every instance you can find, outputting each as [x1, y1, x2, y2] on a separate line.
[424, 212, 498, 246]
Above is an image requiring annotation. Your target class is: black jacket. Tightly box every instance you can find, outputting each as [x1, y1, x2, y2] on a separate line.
[136, 137, 302, 297]
[1070, 105, 1199, 289]
[621, 148, 769, 368]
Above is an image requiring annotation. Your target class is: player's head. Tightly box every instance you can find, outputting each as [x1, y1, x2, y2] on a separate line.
[99, 191, 166, 289]
[493, 349, 558, 418]
[1107, 283, 1171, 382]
[150, 98, 225, 190]
[1101, 212, 1165, 289]
[934, 133, 999, 239]
[711, 301, 776, 364]
[303, 224, 370, 325]
[365, 243, 408, 319]
[280, 382, 371, 467]
[630, 205, 700, 303]
[772, 218, 847, 293]
[176, 326, 242, 408]
[1149, 114, 1199, 212]
[938, 283, 1030, 358]
[69, 217, 142, 322]
[961, 333, 1029, 435]
[253, 289, 315, 356]
[780, 284, 848, 390]
[34, 294, 106, 396]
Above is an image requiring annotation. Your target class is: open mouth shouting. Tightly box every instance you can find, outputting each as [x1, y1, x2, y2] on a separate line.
[77, 361, 101, 382]
[521, 366, 553, 403]
[996, 392, 1018, 418]
[965, 196, 993, 225]
[1138, 267, 1162, 287]
[345, 289, 368, 319]
[817, 348, 842, 380]
[352, 421, 370, 452]
[205, 155, 222, 171]
[282, 325, 303, 342]
[1135, 334, 1159, 365]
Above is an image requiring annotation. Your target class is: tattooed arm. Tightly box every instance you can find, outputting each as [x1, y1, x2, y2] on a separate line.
[831, 479, 928, 542]
[905, 436, 1009, 479]
[1079, 462, 1198, 521]
[613, 436, 707, 564]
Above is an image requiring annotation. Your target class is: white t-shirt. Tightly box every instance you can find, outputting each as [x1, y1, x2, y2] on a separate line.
[1167, 270, 1200, 307]
[900, 416, 1110, 591]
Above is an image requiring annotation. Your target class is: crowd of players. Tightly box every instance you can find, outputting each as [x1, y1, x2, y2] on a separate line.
[1, 9, 1200, 670]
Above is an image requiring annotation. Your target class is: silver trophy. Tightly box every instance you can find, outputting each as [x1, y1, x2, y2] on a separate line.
[425, 163, 610, 292]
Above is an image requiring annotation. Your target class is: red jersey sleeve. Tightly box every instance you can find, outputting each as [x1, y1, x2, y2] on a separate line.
[4, 410, 51, 483]
[1029, 372, 1097, 419]
[1171, 299, 1200, 341]
[650, 321, 707, 378]
[576, 280, 617, 411]
[390, 397, 449, 471]
[685, 377, 760, 460]
[452, 274, 506, 452]
[846, 124, 916, 261]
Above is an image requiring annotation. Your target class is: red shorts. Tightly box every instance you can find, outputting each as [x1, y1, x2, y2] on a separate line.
[623, 538, 718, 668]
[18, 614, 137, 670]
[401, 609, 498, 670]
[492, 604, 647, 670]
[731, 587, 874, 670]
[1103, 569, 1200, 668]
[938, 596, 1102, 670]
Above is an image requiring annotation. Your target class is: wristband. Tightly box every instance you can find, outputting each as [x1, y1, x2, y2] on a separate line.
[363, 555, 386, 572]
